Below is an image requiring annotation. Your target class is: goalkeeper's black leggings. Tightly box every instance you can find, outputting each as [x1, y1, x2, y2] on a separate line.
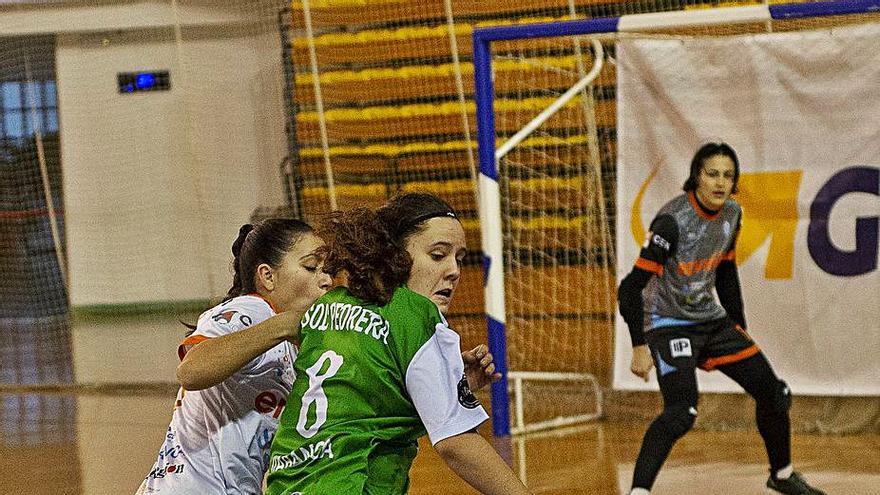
[631, 352, 792, 490]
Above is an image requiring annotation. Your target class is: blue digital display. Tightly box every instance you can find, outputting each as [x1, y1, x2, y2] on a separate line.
[136, 73, 156, 89]
[117, 71, 170, 93]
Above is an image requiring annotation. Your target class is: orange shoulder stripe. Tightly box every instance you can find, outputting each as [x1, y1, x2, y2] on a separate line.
[635, 257, 664, 276]
[178, 335, 211, 361]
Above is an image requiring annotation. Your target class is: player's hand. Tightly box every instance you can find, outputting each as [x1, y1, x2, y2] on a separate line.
[271, 310, 305, 344]
[630, 345, 653, 382]
[462, 344, 502, 391]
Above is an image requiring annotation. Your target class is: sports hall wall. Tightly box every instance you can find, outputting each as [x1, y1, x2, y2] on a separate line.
[51, 4, 289, 306]
[0, 1, 291, 384]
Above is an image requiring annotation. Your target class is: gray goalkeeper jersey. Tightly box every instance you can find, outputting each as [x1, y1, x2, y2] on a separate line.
[637, 191, 741, 330]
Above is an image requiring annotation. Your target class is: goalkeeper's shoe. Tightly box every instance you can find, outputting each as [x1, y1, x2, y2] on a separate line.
[766, 471, 826, 495]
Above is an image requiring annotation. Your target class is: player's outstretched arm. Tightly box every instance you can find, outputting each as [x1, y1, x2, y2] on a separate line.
[177, 311, 302, 390]
[434, 431, 531, 495]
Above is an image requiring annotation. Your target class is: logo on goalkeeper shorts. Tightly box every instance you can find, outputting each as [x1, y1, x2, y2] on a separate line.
[670, 338, 692, 358]
[457, 374, 480, 409]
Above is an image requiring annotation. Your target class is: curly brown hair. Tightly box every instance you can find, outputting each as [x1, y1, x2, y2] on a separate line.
[317, 207, 410, 306]
[317, 193, 457, 305]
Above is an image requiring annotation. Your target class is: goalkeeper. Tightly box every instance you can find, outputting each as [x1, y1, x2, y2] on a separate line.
[617, 142, 825, 495]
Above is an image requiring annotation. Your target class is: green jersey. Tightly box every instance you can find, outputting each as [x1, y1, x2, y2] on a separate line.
[266, 286, 488, 495]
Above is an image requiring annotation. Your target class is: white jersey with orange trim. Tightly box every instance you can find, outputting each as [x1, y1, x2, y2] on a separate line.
[138, 295, 295, 495]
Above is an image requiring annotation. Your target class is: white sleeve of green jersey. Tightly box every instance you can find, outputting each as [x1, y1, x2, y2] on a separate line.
[405, 320, 489, 445]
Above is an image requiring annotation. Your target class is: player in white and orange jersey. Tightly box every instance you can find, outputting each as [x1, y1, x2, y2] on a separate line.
[137, 219, 331, 494]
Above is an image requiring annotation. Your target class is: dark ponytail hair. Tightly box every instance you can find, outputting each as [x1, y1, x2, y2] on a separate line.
[182, 218, 312, 334]
[226, 224, 256, 301]
[682, 142, 740, 194]
[318, 193, 458, 306]
[224, 218, 313, 302]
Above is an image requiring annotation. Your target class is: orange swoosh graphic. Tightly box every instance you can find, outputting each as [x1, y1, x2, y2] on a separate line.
[630, 164, 661, 248]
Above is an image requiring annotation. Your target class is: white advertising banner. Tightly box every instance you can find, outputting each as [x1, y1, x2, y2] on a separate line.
[614, 23, 880, 395]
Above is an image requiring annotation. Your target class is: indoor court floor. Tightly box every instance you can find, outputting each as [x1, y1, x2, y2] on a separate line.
[1, 389, 877, 494]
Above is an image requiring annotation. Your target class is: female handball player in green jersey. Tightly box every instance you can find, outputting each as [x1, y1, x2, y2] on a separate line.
[256, 193, 530, 495]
